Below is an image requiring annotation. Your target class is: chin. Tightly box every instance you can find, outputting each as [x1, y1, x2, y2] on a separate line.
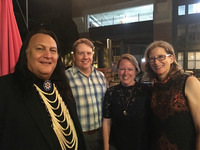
[83, 64, 91, 68]
[156, 71, 164, 75]
[121, 82, 128, 86]
[40, 72, 52, 78]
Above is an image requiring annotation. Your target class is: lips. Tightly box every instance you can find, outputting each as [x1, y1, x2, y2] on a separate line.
[40, 61, 51, 65]
[123, 76, 128, 79]
[82, 60, 90, 63]
[153, 64, 163, 70]
[121, 75, 130, 80]
[153, 65, 165, 75]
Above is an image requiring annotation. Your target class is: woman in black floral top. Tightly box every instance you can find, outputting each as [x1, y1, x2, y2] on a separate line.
[102, 54, 152, 150]
[142, 40, 200, 150]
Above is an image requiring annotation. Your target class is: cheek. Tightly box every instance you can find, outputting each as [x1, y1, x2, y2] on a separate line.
[27, 54, 36, 71]
[74, 55, 81, 61]
[27, 53, 35, 64]
[72, 54, 75, 61]
[131, 72, 136, 76]
[28, 52, 41, 62]
[54, 55, 59, 62]
[89, 56, 93, 61]
[149, 64, 155, 69]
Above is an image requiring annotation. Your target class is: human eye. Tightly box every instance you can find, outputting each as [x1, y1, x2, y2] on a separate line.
[35, 44, 46, 51]
[149, 57, 154, 62]
[36, 46, 43, 51]
[119, 68, 125, 71]
[128, 68, 134, 72]
[87, 52, 92, 55]
[50, 48, 57, 54]
[158, 55, 165, 60]
[78, 52, 84, 55]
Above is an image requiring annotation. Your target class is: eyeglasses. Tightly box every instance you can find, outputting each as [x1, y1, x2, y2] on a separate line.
[148, 54, 171, 63]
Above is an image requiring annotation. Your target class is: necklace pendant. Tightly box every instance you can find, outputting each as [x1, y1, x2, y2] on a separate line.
[123, 111, 127, 116]
[43, 80, 52, 92]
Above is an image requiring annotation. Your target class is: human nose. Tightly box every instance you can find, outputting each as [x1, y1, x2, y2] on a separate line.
[154, 58, 161, 64]
[43, 50, 51, 58]
[123, 69, 128, 75]
[83, 53, 88, 58]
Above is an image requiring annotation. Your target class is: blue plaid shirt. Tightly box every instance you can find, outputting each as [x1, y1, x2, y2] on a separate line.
[65, 66, 107, 131]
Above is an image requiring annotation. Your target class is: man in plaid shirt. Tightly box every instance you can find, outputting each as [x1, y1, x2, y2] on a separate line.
[65, 38, 107, 150]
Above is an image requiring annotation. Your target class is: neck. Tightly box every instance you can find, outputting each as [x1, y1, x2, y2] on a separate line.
[158, 74, 168, 82]
[79, 67, 91, 77]
[121, 80, 135, 87]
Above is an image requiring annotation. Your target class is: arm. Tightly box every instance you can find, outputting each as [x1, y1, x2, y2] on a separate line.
[185, 76, 200, 150]
[103, 118, 111, 150]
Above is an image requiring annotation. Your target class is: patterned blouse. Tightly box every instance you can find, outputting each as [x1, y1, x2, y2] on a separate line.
[150, 73, 196, 150]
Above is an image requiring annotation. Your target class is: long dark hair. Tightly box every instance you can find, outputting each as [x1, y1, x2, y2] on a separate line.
[14, 27, 74, 101]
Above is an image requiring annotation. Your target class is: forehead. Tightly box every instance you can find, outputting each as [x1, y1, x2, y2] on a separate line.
[119, 59, 134, 67]
[149, 47, 167, 56]
[28, 33, 57, 48]
[76, 43, 93, 52]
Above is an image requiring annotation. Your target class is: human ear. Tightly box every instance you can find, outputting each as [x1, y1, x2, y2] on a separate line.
[170, 55, 174, 64]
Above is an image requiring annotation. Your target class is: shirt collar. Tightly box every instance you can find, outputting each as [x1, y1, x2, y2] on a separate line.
[72, 65, 94, 75]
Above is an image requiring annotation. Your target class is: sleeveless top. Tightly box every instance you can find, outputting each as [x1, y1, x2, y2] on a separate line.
[150, 73, 196, 150]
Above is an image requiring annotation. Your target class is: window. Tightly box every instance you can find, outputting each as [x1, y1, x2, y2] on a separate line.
[188, 52, 200, 69]
[178, 5, 186, 15]
[188, 3, 200, 14]
[188, 23, 200, 41]
[178, 52, 184, 68]
[88, 4, 153, 28]
[177, 25, 186, 42]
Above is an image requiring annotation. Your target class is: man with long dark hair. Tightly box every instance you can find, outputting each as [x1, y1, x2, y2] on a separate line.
[0, 28, 86, 150]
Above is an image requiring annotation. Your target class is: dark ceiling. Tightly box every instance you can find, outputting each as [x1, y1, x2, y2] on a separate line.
[13, 0, 79, 56]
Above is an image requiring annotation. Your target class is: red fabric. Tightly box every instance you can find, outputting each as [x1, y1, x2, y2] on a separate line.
[0, 0, 22, 76]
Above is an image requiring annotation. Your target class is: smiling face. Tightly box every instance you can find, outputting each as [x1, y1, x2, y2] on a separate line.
[149, 47, 174, 81]
[118, 59, 136, 86]
[26, 33, 58, 80]
[73, 43, 93, 73]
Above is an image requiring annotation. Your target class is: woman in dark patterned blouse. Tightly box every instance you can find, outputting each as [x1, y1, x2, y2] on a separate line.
[142, 40, 200, 150]
[102, 54, 151, 150]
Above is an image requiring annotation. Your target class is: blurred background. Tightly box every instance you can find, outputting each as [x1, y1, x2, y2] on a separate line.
[9, 0, 200, 85]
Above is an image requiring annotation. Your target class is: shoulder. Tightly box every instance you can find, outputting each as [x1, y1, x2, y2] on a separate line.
[135, 81, 152, 92]
[169, 73, 190, 89]
[104, 84, 122, 99]
[185, 76, 200, 102]
[94, 68, 105, 77]
[0, 74, 20, 103]
[174, 72, 189, 81]
[109, 84, 121, 90]
[65, 67, 78, 79]
[0, 73, 15, 87]
[106, 84, 121, 93]
[185, 76, 200, 90]
[0, 73, 13, 80]
[65, 66, 74, 74]
[92, 68, 107, 84]
[184, 76, 200, 129]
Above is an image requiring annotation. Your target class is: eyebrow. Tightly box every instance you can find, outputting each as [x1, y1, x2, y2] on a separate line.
[35, 44, 57, 49]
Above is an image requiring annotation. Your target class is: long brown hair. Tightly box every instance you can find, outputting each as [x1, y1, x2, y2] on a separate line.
[142, 40, 183, 80]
